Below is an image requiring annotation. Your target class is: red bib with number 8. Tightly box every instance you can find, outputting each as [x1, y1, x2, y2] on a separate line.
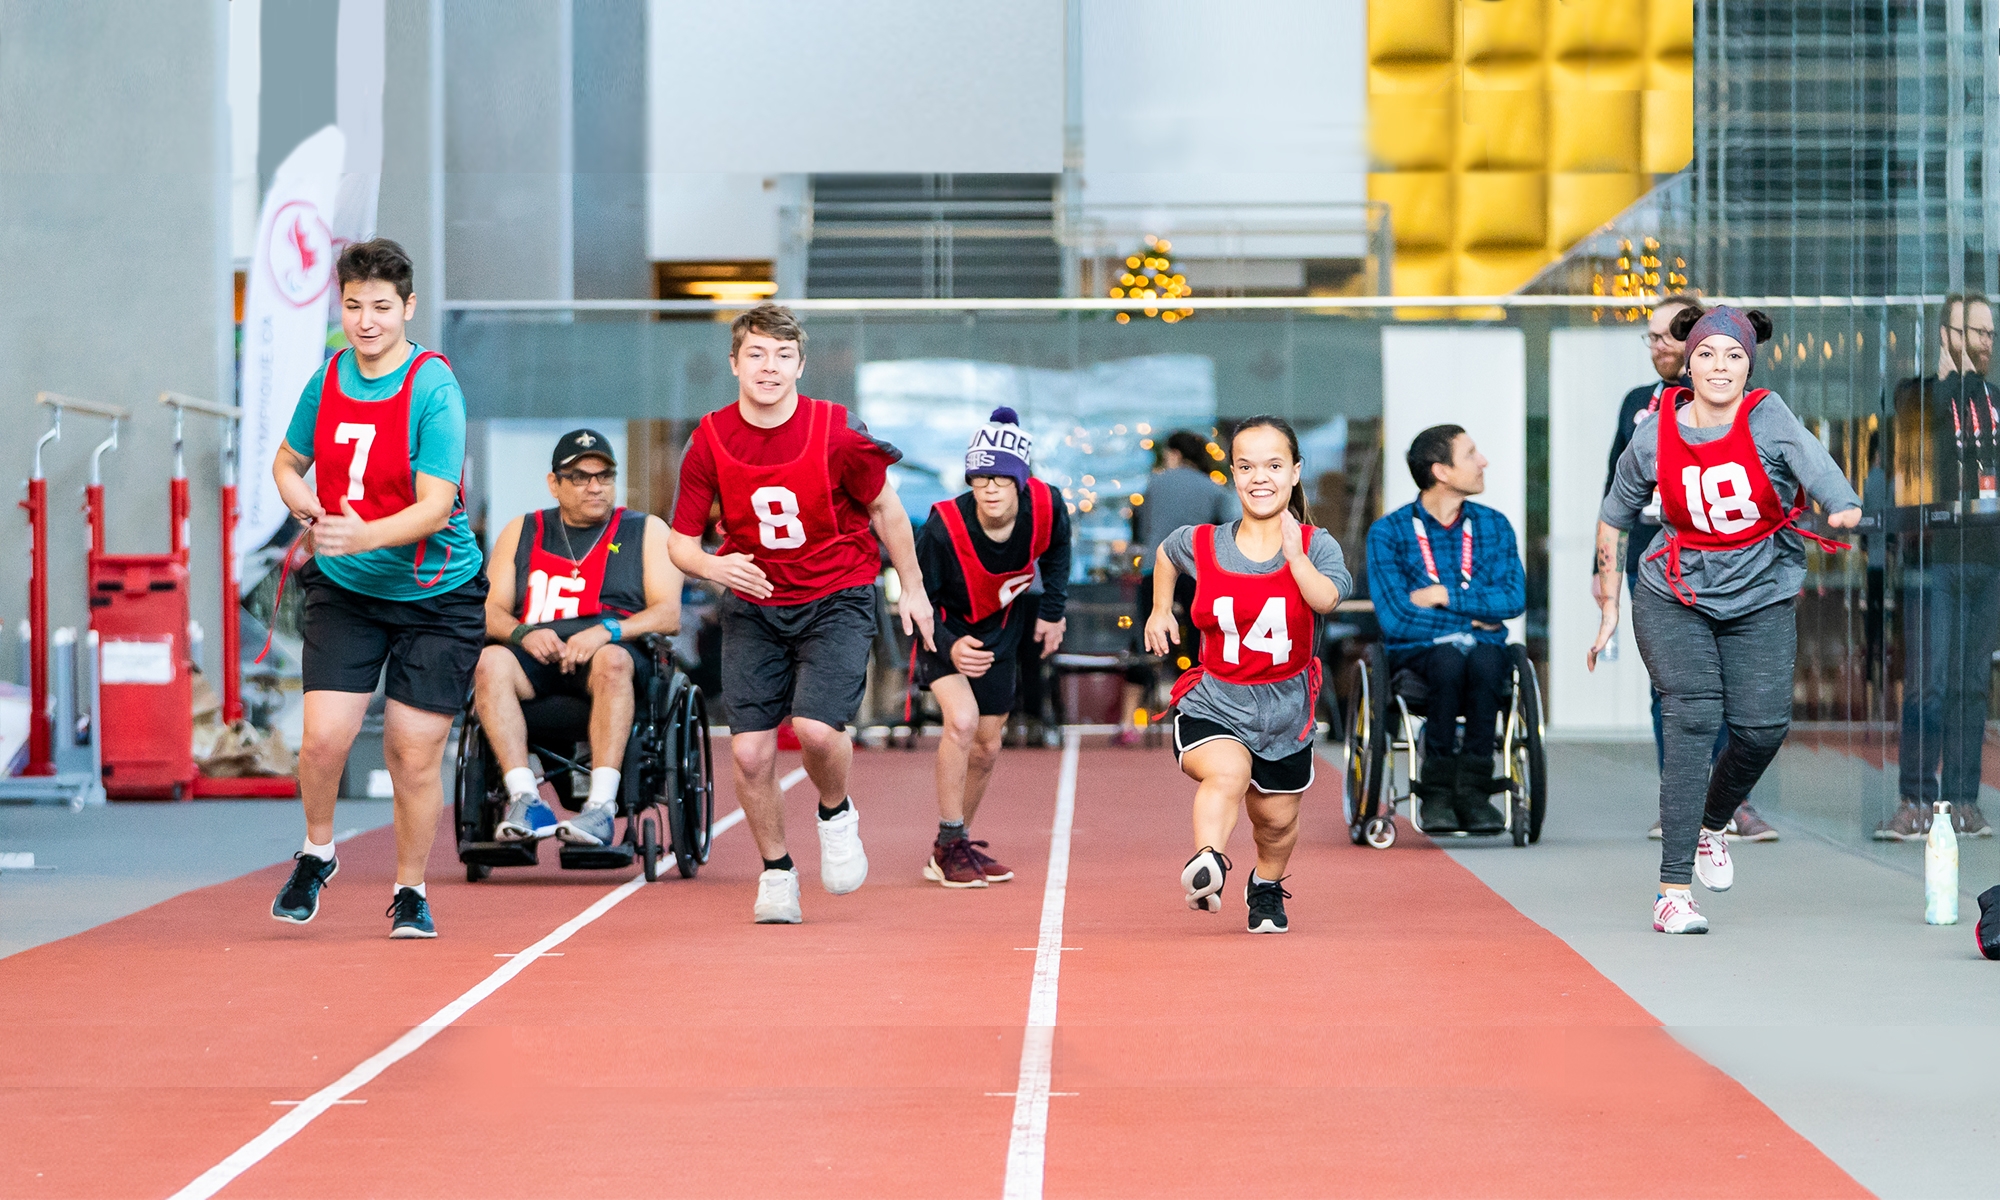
[311, 348, 445, 521]
[1653, 387, 1790, 552]
[701, 394, 845, 562]
[1187, 523, 1315, 686]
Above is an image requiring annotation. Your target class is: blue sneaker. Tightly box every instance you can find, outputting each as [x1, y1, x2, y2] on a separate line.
[556, 803, 615, 847]
[271, 853, 338, 924]
[387, 887, 437, 939]
[494, 795, 557, 841]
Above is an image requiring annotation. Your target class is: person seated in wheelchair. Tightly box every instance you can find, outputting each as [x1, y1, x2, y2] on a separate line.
[1365, 424, 1525, 834]
[474, 429, 681, 848]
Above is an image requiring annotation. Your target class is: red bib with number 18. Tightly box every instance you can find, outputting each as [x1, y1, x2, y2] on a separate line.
[1652, 386, 1795, 551]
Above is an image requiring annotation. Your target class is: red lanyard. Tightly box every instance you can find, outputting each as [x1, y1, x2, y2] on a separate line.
[1412, 513, 1472, 590]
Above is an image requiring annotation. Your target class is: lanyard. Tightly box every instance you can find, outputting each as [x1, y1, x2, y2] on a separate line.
[1412, 512, 1472, 590]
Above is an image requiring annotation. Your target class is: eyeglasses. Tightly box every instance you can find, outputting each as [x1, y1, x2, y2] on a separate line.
[1642, 333, 1680, 347]
[557, 468, 617, 488]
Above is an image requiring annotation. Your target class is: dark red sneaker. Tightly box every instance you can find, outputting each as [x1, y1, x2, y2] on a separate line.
[923, 838, 988, 888]
[966, 840, 1014, 882]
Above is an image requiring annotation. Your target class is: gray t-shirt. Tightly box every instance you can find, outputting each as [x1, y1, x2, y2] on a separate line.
[1600, 391, 1861, 619]
[1134, 466, 1240, 559]
[1161, 520, 1353, 760]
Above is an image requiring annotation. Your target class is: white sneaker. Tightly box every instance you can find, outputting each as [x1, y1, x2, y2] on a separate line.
[1695, 828, 1734, 892]
[1653, 890, 1710, 934]
[1181, 847, 1230, 913]
[816, 801, 869, 895]
[753, 868, 802, 924]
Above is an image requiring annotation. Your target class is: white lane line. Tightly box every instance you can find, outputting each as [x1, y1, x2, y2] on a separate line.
[1002, 729, 1081, 1200]
[169, 771, 798, 1200]
[778, 765, 809, 793]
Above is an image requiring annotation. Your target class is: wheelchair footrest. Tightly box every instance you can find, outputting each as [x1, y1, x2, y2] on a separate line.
[460, 842, 541, 868]
[558, 843, 637, 870]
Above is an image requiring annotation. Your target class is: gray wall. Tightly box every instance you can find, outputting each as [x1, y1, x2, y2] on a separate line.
[379, 0, 445, 348]
[0, 0, 234, 678]
[573, 0, 648, 299]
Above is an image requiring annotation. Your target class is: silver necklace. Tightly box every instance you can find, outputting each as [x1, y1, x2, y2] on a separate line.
[554, 512, 610, 580]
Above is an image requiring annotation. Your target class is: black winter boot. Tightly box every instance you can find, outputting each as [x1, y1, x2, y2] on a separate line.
[1414, 753, 1461, 834]
[1454, 753, 1507, 833]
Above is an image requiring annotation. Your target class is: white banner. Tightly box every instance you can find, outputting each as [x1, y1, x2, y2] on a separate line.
[238, 124, 346, 583]
[332, 0, 386, 248]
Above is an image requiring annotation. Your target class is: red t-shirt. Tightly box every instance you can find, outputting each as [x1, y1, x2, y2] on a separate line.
[671, 396, 900, 605]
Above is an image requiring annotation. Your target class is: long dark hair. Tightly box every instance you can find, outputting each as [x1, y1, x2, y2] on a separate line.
[1227, 415, 1313, 524]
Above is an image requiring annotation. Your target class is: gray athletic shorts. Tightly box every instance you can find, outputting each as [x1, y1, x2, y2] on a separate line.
[718, 585, 877, 733]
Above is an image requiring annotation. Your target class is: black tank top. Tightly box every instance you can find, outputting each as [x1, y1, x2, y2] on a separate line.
[512, 507, 650, 636]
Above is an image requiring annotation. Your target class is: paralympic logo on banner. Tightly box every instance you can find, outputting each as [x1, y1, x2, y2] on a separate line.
[265, 200, 336, 309]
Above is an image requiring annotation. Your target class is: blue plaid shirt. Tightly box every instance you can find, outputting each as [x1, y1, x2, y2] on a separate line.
[1366, 500, 1525, 654]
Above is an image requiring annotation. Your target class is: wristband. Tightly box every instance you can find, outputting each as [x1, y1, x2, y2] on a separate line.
[509, 624, 533, 647]
[601, 617, 623, 643]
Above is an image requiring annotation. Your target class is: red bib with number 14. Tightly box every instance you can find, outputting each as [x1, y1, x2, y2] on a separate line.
[1187, 522, 1316, 686]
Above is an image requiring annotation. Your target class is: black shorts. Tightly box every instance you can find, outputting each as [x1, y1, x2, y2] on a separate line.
[506, 640, 655, 702]
[915, 645, 1019, 716]
[299, 558, 488, 715]
[719, 585, 877, 732]
[1171, 713, 1316, 795]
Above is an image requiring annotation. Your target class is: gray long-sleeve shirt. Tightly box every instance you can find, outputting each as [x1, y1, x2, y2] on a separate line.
[1600, 391, 1861, 619]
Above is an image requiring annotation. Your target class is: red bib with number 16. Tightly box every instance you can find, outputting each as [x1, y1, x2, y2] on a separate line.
[1653, 387, 1792, 552]
[1188, 523, 1315, 686]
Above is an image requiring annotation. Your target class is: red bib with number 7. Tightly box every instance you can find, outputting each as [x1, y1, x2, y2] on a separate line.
[312, 348, 444, 521]
[1649, 386, 1844, 605]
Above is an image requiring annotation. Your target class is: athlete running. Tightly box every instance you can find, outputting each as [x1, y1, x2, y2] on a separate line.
[1145, 417, 1350, 934]
[1592, 304, 1861, 934]
[667, 303, 934, 924]
[268, 238, 486, 939]
[912, 408, 1071, 888]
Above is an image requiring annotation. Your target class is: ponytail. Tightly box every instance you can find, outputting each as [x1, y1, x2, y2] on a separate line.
[1227, 415, 1314, 525]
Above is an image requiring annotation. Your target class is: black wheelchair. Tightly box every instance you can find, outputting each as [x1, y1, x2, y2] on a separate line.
[454, 635, 715, 883]
[1342, 640, 1547, 850]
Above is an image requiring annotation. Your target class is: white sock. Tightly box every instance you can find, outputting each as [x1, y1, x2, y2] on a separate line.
[585, 767, 621, 811]
[1250, 871, 1279, 888]
[303, 836, 335, 862]
[503, 767, 538, 801]
[394, 881, 427, 898]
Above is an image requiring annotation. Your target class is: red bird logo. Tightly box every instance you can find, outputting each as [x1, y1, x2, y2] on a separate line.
[289, 214, 318, 273]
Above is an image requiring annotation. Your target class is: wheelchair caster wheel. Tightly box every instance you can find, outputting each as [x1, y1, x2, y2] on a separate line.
[1347, 821, 1367, 846]
[465, 862, 491, 883]
[1363, 816, 1396, 850]
[641, 814, 664, 882]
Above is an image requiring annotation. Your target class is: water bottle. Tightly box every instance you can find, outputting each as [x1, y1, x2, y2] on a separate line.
[1600, 630, 1620, 663]
[1925, 801, 1959, 925]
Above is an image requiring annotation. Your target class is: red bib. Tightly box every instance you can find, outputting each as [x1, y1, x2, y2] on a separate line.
[700, 396, 869, 589]
[309, 346, 461, 588]
[1168, 523, 1322, 743]
[518, 507, 632, 623]
[932, 478, 1053, 623]
[1648, 386, 1846, 604]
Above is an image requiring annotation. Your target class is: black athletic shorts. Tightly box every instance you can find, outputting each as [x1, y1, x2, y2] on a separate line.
[915, 644, 1019, 716]
[299, 558, 488, 715]
[507, 640, 654, 702]
[1171, 713, 1316, 795]
[719, 584, 877, 732]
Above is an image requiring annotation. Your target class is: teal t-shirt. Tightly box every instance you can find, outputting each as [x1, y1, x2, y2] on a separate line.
[283, 342, 483, 600]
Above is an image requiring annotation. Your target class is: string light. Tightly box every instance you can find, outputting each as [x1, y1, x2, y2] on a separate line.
[1109, 233, 1195, 323]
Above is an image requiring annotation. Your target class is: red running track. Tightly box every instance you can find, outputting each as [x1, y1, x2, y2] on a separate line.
[0, 739, 1866, 1199]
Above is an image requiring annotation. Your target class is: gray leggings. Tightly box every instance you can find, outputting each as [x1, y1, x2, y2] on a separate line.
[1631, 587, 1797, 885]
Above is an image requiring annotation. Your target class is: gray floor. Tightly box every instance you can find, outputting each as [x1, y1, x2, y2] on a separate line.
[0, 799, 393, 959]
[1431, 740, 2000, 1200]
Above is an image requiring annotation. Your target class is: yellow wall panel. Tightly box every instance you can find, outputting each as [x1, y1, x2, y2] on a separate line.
[1456, 171, 1547, 248]
[1462, 57, 1544, 92]
[1547, 53, 1645, 92]
[1371, 93, 1456, 170]
[1391, 250, 1457, 298]
[1463, 0, 1544, 62]
[1550, 0, 1645, 57]
[1456, 248, 1557, 296]
[1548, 91, 1640, 173]
[1370, 60, 1459, 95]
[1646, 0, 1695, 55]
[1370, 172, 1455, 249]
[1645, 53, 1694, 91]
[1458, 89, 1546, 171]
[1370, 0, 1455, 61]
[1642, 91, 1694, 173]
[1548, 172, 1646, 249]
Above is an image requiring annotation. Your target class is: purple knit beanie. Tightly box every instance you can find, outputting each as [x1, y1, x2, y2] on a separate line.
[1684, 305, 1758, 368]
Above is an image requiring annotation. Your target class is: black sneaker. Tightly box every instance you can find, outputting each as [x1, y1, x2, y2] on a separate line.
[387, 887, 437, 939]
[1978, 885, 2000, 961]
[1246, 876, 1291, 934]
[1181, 847, 1231, 913]
[271, 852, 338, 924]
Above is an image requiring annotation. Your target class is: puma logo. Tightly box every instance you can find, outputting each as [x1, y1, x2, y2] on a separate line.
[607, 543, 620, 553]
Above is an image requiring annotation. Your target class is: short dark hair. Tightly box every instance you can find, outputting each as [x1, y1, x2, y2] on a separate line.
[1164, 430, 1212, 468]
[1407, 424, 1465, 491]
[336, 238, 414, 300]
[730, 302, 806, 356]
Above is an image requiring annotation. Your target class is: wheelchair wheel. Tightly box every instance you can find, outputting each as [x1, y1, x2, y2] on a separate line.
[453, 714, 494, 854]
[1344, 646, 1389, 846]
[640, 813, 664, 883]
[1508, 646, 1549, 845]
[671, 686, 716, 879]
